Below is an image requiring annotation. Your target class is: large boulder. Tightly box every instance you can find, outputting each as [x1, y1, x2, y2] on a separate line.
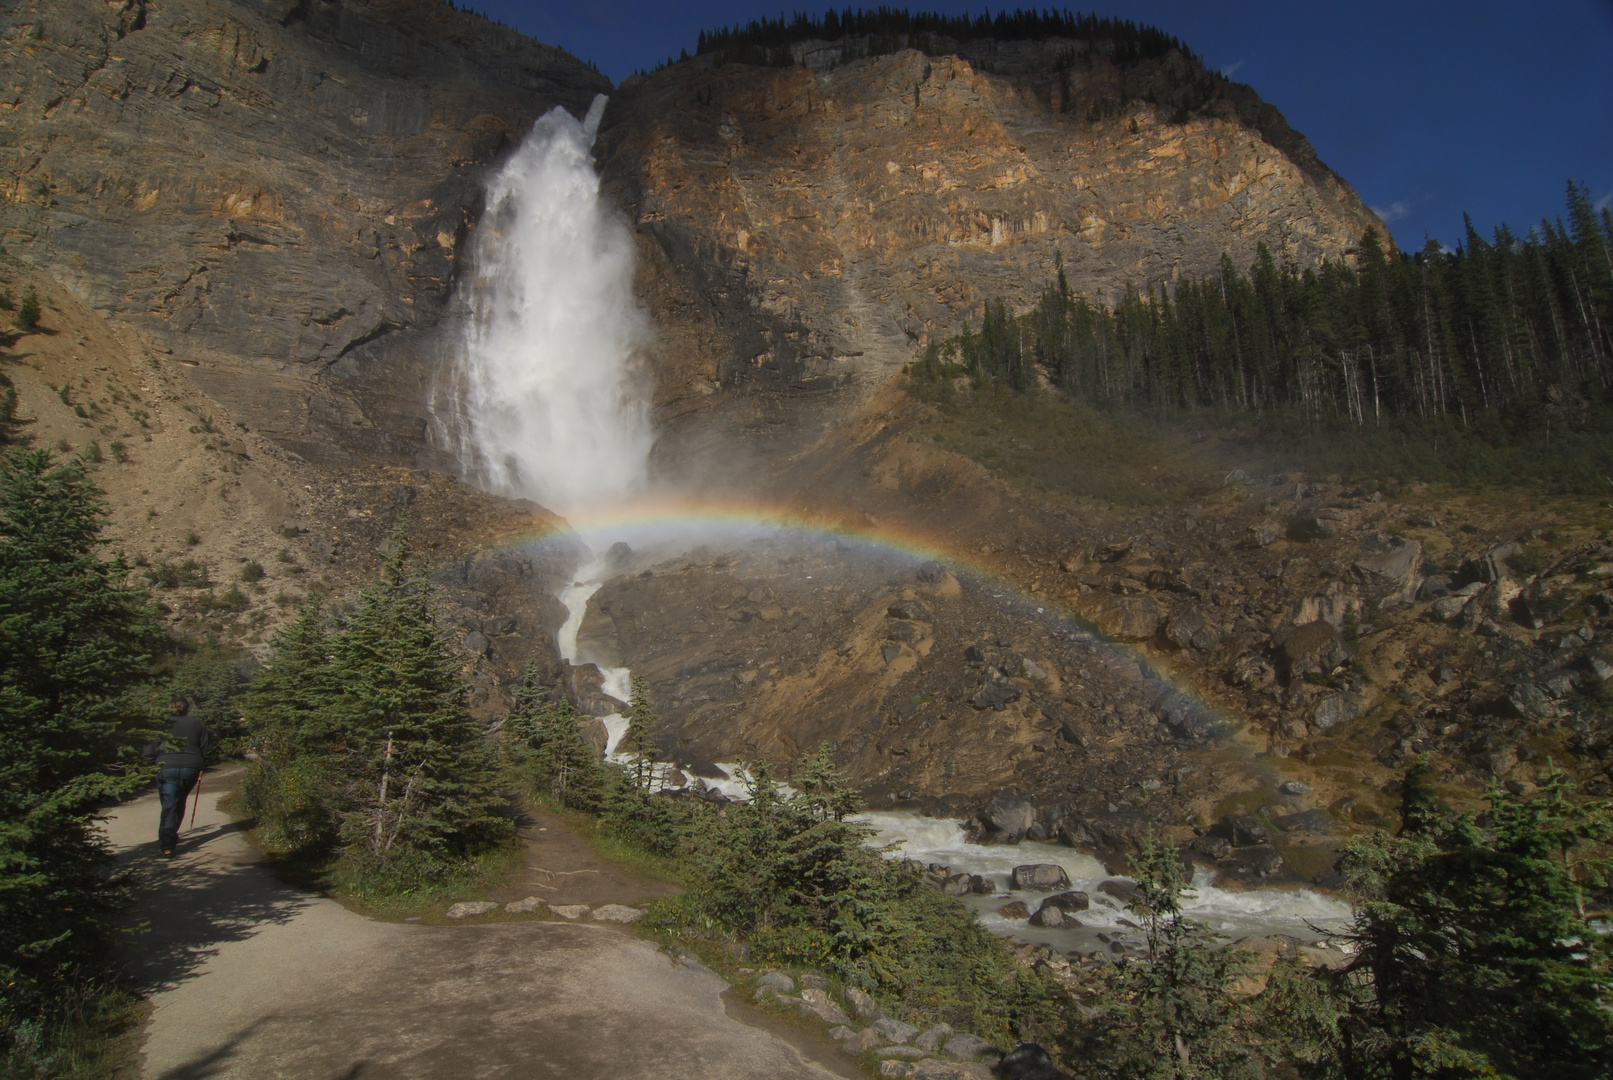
[1278, 620, 1352, 680]
[979, 791, 1035, 843]
[1355, 540, 1423, 602]
[1310, 691, 1364, 731]
[970, 681, 1022, 711]
[1149, 686, 1224, 740]
[1099, 596, 1163, 641]
[1010, 864, 1072, 891]
[1464, 542, 1523, 584]
[1218, 845, 1284, 880]
[888, 599, 933, 622]
[1164, 607, 1220, 651]
[1211, 814, 1269, 847]
[943, 1033, 999, 1061]
[795, 988, 851, 1026]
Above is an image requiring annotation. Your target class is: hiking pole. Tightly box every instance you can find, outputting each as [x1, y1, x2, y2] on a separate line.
[189, 771, 203, 830]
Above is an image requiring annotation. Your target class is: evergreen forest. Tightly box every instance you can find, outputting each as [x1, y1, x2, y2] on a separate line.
[695, 6, 1188, 67]
[914, 183, 1613, 492]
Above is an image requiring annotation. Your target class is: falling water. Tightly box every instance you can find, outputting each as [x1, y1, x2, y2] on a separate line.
[435, 94, 652, 513]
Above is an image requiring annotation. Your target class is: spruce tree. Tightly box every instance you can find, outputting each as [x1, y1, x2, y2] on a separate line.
[239, 599, 341, 849]
[621, 674, 661, 791]
[1076, 832, 1251, 1079]
[325, 533, 509, 872]
[1275, 758, 1613, 1079]
[506, 662, 603, 811]
[0, 448, 157, 1021]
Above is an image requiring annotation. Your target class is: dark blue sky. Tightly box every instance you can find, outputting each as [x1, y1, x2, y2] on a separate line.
[481, 1, 1611, 252]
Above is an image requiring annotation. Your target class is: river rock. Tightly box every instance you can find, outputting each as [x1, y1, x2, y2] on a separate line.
[1279, 620, 1352, 679]
[844, 986, 880, 1019]
[797, 988, 851, 1025]
[1429, 594, 1472, 622]
[997, 901, 1031, 919]
[591, 904, 644, 924]
[549, 904, 590, 920]
[1042, 890, 1090, 912]
[1219, 845, 1284, 879]
[846, 1027, 885, 1053]
[888, 599, 933, 621]
[503, 896, 546, 914]
[1211, 814, 1269, 847]
[971, 681, 1022, 711]
[878, 1045, 932, 1060]
[1010, 864, 1071, 891]
[1100, 596, 1163, 640]
[1273, 809, 1332, 834]
[915, 1024, 954, 1052]
[1028, 901, 1078, 928]
[757, 970, 795, 994]
[445, 901, 498, 918]
[1097, 878, 1140, 904]
[943, 1033, 998, 1061]
[874, 1018, 920, 1044]
[980, 791, 1035, 843]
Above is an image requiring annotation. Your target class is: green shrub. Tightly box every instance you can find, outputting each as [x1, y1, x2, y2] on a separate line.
[217, 586, 249, 612]
[239, 561, 265, 583]
[15, 289, 40, 333]
[1506, 546, 1548, 576]
[109, 441, 126, 463]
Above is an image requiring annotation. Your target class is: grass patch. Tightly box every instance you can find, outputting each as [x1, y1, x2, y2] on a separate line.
[525, 792, 690, 887]
[223, 788, 526, 922]
[913, 383, 1208, 505]
[0, 982, 147, 1080]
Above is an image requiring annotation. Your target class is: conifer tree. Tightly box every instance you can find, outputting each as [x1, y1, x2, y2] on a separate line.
[239, 599, 341, 849]
[622, 674, 661, 791]
[1076, 832, 1251, 1079]
[1269, 758, 1613, 1079]
[0, 448, 157, 1020]
[506, 662, 603, 810]
[325, 532, 509, 869]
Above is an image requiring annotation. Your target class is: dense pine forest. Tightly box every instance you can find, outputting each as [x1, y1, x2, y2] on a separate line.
[694, 6, 1189, 67]
[915, 184, 1613, 491]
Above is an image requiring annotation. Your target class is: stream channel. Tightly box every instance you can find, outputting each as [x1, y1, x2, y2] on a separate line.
[555, 556, 1353, 959]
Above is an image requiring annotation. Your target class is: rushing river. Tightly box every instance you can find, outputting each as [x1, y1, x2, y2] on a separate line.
[553, 559, 1354, 958]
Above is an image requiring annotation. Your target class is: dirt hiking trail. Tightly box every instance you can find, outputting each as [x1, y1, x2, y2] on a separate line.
[104, 769, 854, 1079]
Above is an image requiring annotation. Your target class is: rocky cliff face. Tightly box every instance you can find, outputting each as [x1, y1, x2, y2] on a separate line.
[5, 11, 1385, 474]
[0, 0, 608, 464]
[599, 39, 1388, 438]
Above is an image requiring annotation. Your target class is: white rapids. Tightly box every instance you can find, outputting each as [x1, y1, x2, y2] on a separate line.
[859, 811, 1354, 952]
[552, 572, 1353, 954]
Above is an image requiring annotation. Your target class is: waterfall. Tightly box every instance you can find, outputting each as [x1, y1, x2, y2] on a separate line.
[435, 94, 652, 513]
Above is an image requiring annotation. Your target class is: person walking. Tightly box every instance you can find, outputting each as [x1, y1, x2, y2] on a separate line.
[145, 700, 211, 857]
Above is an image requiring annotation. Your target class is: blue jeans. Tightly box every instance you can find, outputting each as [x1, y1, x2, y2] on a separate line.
[157, 768, 200, 851]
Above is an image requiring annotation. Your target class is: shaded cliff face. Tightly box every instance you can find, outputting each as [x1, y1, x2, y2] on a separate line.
[598, 41, 1388, 444]
[0, 0, 608, 464]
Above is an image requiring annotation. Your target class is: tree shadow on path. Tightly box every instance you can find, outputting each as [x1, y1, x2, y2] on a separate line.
[113, 806, 314, 994]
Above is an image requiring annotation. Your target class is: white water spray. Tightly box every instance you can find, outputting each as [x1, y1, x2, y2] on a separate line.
[436, 94, 652, 513]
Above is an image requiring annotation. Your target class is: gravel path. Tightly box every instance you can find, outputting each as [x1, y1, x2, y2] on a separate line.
[105, 770, 852, 1079]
